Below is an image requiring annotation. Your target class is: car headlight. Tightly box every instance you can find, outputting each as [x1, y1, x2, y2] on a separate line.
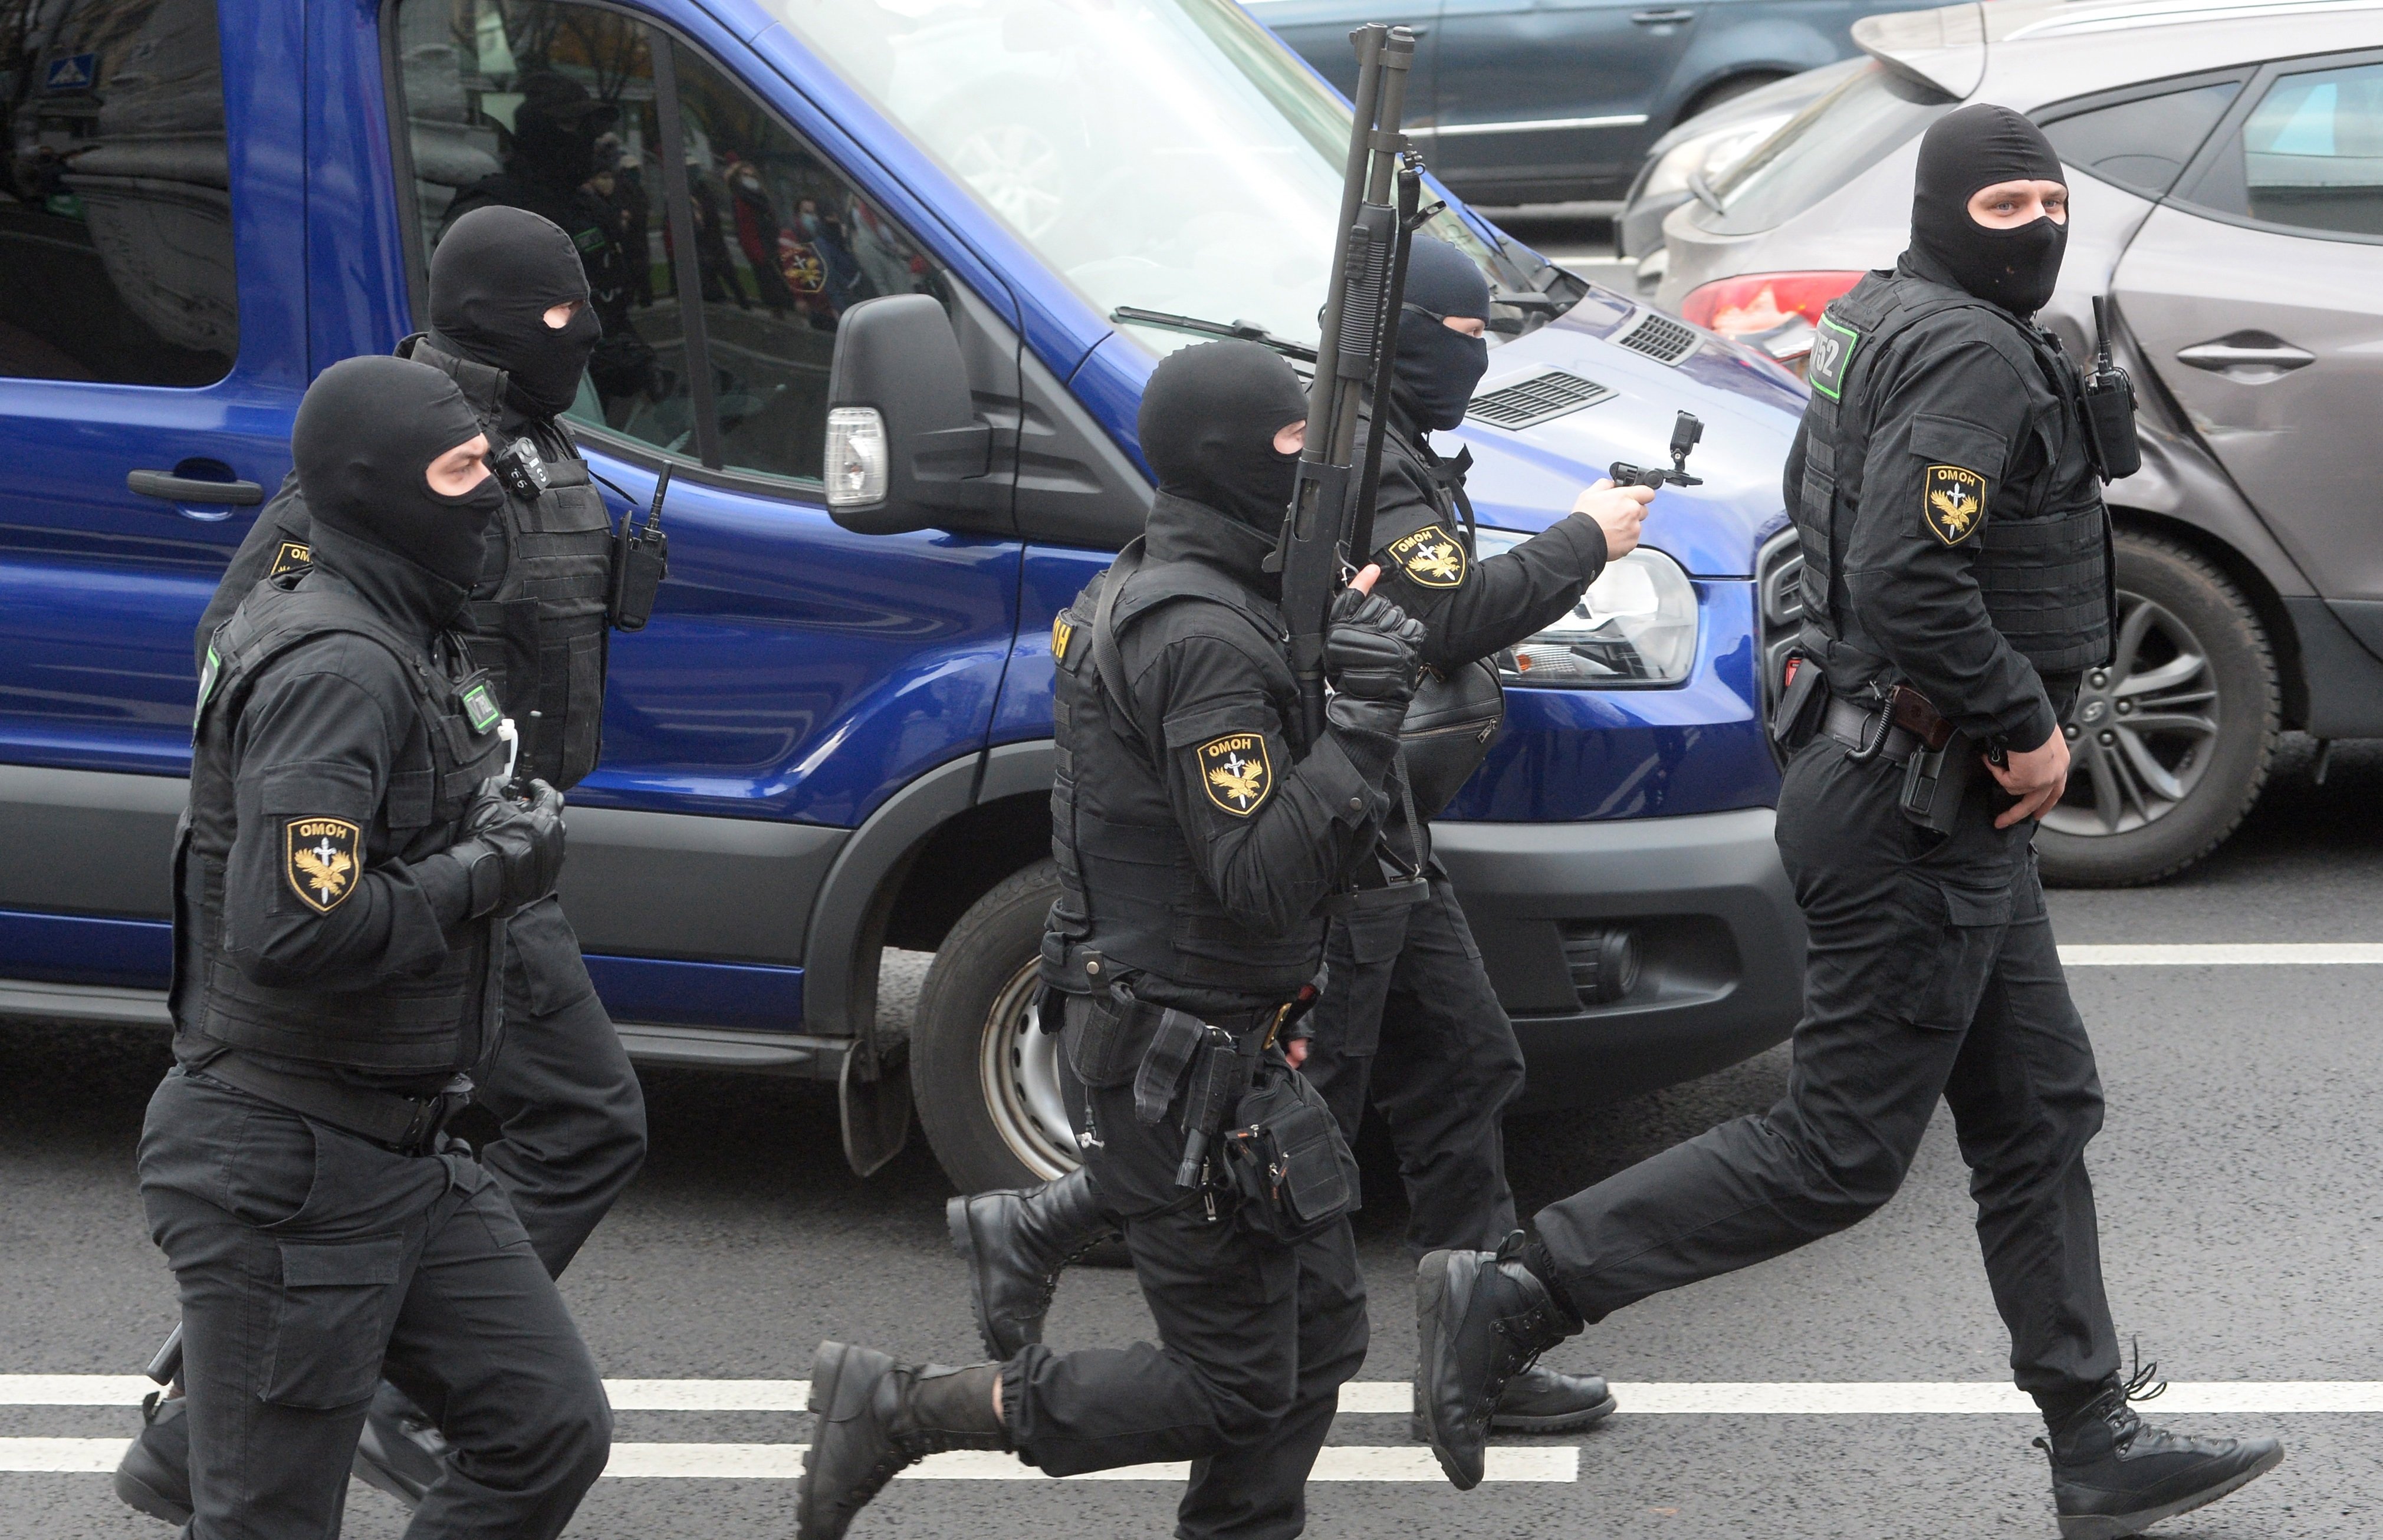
[1639, 114, 1793, 200]
[1471, 530, 1700, 687]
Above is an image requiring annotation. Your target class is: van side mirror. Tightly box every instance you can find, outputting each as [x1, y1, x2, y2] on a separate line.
[823, 294, 1006, 535]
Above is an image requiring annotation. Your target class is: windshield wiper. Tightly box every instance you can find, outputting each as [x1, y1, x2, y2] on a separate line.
[1110, 307, 1318, 364]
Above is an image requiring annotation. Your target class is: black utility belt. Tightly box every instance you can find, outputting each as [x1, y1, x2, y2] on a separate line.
[193, 1052, 471, 1156]
[1821, 696, 1926, 766]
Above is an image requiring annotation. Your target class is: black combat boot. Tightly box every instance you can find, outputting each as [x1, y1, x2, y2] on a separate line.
[946, 1167, 1117, 1360]
[2039, 1368, 2283, 1538]
[351, 1381, 449, 1506]
[1415, 1232, 1581, 1490]
[113, 1390, 192, 1526]
[798, 1344, 1011, 1540]
[1410, 1362, 1616, 1440]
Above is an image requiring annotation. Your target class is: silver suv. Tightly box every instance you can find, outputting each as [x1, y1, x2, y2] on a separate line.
[1656, 0, 2383, 884]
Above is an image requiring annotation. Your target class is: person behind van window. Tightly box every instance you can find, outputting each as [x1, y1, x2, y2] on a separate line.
[943, 235, 1658, 1443]
[1412, 106, 2287, 1535]
[796, 340, 1419, 1540]
[130, 355, 609, 1540]
[116, 205, 646, 1524]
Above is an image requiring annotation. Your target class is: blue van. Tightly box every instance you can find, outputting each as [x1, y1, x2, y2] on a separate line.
[0, 0, 1806, 1190]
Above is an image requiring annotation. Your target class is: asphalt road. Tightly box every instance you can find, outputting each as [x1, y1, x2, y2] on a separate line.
[5, 733, 2381, 1539]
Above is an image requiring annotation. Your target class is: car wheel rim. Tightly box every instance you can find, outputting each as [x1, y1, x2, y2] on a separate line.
[2040, 590, 2221, 840]
[977, 958, 1079, 1180]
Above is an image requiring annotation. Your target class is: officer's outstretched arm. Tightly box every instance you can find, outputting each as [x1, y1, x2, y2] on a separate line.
[1842, 339, 2060, 751]
[1143, 636, 1393, 934]
[221, 650, 464, 989]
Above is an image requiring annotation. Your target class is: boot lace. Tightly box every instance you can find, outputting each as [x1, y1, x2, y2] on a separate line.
[2032, 1339, 2167, 1462]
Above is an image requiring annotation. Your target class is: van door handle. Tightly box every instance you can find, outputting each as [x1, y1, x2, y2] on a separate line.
[128, 470, 265, 505]
[1631, 9, 1695, 22]
[2175, 336, 2314, 379]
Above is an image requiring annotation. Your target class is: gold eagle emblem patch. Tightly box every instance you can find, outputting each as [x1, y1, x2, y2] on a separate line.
[1198, 733, 1273, 816]
[1388, 524, 1467, 588]
[285, 817, 360, 914]
[1922, 465, 1986, 545]
[269, 539, 313, 577]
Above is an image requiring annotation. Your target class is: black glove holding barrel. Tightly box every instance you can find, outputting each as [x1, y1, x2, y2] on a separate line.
[445, 777, 567, 919]
[1324, 574, 1426, 779]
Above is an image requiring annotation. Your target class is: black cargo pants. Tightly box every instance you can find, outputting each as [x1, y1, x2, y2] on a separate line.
[139, 1068, 612, 1539]
[1002, 994, 1370, 1540]
[1298, 875, 1526, 1255]
[481, 894, 647, 1277]
[1532, 739, 2124, 1404]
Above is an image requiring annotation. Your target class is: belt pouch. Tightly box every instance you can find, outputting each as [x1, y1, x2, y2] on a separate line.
[1770, 656, 1825, 749]
[1132, 1008, 1209, 1123]
[1220, 1059, 1359, 1243]
[1899, 731, 1979, 834]
[1062, 989, 1148, 1089]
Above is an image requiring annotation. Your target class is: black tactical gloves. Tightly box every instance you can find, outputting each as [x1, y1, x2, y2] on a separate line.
[1324, 585, 1426, 782]
[445, 778, 567, 920]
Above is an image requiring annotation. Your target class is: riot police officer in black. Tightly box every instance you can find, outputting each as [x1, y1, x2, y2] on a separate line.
[117, 205, 644, 1522]
[945, 237, 1654, 1442]
[134, 356, 610, 1540]
[1414, 106, 2283, 1538]
[796, 341, 1416, 1540]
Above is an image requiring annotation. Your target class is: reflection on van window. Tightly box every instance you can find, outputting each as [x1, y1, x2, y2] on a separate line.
[666, 40, 946, 483]
[394, 0, 697, 453]
[768, 0, 1519, 356]
[0, 0, 239, 385]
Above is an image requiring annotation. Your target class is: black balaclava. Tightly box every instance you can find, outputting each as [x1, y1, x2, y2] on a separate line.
[295, 356, 504, 599]
[1137, 340, 1310, 534]
[510, 71, 617, 188]
[1909, 103, 2068, 315]
[429, 205, 601, 417]
[1393, 234, 1491, 431]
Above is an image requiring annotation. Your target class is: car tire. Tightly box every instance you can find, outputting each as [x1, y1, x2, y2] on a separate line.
[911, 860, 1081, 1195]
[2035, 530, 2277, 887]
[1684, 70, 1787, 119]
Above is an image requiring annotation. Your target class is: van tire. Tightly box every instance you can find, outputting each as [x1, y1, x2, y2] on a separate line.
[912, 860, 1082, 1195]
[2035, 531, 2276, 886]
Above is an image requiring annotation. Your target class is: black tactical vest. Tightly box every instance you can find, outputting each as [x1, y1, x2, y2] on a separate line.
[1041, 543, 1323, 1001]
[399, 335, 616, 789]
[175, 572, 508, 1074]
[1793, 272, 2113, 685]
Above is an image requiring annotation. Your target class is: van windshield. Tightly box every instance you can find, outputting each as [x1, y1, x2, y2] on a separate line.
[765, 0, 1543, 356]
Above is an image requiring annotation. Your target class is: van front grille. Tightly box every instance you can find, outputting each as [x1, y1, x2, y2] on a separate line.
[1465, 367, 1615, 430]
[1613, 309, 1700, 366]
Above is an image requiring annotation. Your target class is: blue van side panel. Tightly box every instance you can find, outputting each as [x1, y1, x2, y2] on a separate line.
[742, 22, 1103, 383]
[1444, 582, 1776, 822]
[0, 911, 170, 989]
[309, 0, 418, 367]
[1066, 335, 1157, 477]
[992, 545, 1113, 746]
[563, 463, 1020, 828]
[581, 954, 802, 1030]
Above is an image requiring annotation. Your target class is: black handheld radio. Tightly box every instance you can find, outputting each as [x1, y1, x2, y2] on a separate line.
[611, 464, 670, 631]
[2080, 296, 2141, 482]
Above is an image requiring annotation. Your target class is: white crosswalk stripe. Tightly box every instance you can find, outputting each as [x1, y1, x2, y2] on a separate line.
[2057, 942, 2383, 965]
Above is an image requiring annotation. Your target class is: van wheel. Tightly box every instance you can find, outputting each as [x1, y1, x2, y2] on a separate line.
[2036, 531, 2277, 886]
[912, 861, 1080, 1193]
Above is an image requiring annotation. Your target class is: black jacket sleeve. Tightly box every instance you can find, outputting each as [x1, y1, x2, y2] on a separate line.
[221, 637, 462, 990]
[1840, 335, 2059, 749]
[195, 473, 312, 672]
[1131, 633, 1386, 935]
[1374, 515, 1606, 674]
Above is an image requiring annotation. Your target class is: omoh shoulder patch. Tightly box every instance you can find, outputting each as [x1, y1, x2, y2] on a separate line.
[1922, 465, 1987, 545]
[1198, 733, 1273, 817]
[269, 539, 313, 576]
[286, 817, 361, 914]
[1388, 524, 1467, 588]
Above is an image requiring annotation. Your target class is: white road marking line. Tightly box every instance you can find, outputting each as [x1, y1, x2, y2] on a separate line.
[9, 1377, 2383, 1414]
[2059, 942, 2383, 965]
[0, 1439, 1573, 1482]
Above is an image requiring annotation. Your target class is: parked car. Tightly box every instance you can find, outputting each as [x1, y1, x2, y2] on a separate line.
[0, 0, 1810, 1195]
[1250, 0, 1921, 208]
[1617, 58, 1859, 278]
[1654, 0, 2383, 886]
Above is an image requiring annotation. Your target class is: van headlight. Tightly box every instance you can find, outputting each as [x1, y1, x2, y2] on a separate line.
[1472, 530, 1700, 687]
